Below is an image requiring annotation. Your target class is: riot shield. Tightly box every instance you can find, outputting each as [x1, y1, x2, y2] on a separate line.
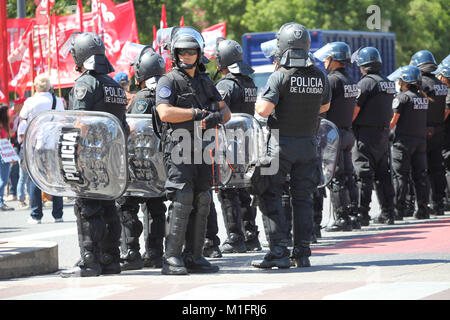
[23, 111, 128, 199]
[317, 118, 340, 187]
[215, 113, 266, 189]
[125, 114, 166, 197]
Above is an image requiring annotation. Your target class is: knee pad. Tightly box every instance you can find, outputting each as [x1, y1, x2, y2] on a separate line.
[195, 191, 211, 215]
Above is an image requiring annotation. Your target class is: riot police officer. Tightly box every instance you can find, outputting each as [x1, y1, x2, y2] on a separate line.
[155, 27, 231, 275]
[435, 61, 450, 210]
[118, 47, 168, 270]
[61, 32, 130, 277]
[410, 50, 449, 216]
[314, 42, 360, 231]
[388, 65, 430, 220]
[252, 23, 331, 269]
[351, 47, 396, 225]
[213, 38, 261, 253]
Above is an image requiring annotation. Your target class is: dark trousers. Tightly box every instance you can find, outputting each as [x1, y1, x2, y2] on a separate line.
[352, 127, 395, 213]
[261, 135, 321, 248]
[328, 128, 357, 214]
[30, 180, 63, 220]
[391, 135, 429, 213]
[426, 128, 446, 205]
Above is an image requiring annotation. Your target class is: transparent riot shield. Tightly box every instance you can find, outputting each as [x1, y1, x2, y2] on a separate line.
[125, 114, 166, 197]
[23, 111, 128, 199]
[317, 118, 340, 187]
[215, 113, 266, 189]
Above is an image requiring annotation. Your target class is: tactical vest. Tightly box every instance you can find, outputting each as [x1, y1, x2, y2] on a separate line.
[164, 68, 217, 132]
[394, 90, 428, 138]
[354, 73, 395, 128]
[422, 74, 448, 126]
[217, 73, 257, 115]
[326, 69, 358, 128]
[270, 66, 327, 137]
[75, 72, 129, 133]
[128, 87, 155, 115]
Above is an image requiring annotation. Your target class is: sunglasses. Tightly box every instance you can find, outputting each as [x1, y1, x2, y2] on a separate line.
[178, 49, 198, 56]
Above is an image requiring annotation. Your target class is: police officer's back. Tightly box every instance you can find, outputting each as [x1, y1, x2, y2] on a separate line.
[388, 65, 430, 220]
[313, 41, 360, 232]
[410, 50, 449, 215]
[253, 23, 331, 269]
[351, 47, 396, 226]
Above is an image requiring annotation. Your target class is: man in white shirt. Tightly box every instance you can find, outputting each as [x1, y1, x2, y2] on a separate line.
[20, 73, 64, 224]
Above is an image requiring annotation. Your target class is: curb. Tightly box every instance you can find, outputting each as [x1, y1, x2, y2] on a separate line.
[0, 241, 58, 279]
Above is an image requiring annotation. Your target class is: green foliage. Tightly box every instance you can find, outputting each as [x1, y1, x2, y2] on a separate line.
[6, 0, 449, 67]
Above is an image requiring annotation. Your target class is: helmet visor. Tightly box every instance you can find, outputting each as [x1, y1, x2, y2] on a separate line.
[172, 27, 204, 50]
[313, 43, 335, 62]
[260, 39, 277, 58]
[387, 67, 403, 82]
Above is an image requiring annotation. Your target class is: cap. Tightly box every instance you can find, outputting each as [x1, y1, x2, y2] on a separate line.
[114, 72, 129, 84]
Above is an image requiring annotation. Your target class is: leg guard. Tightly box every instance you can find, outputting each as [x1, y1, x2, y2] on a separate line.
[183, 191, 218, 273]
[162, 187, 193, 275]
[99, 201, 122, 274]
[60, 199, 104, 278]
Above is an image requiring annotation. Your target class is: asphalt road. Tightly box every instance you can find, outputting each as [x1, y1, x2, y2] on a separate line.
[1, 192, 450, 302]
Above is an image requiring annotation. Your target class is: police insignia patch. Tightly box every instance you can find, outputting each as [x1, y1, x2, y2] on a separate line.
[158, 86, 172, 98]
[135, 101, 148, 113]
[392, 98, 400, 110]
[75, 86, 88, 100]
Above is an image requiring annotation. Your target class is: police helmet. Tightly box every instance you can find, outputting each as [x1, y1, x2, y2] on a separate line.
[433, 54, 450, 77]
[351, 46, 382, 72]
[388, 65, 422, 85]
[314, 42, 351, 63]
[276, 22, 311, 67]
[215, 38, 254, 75]
[70, 32, 114, 74]
[171, 27, 207, 69]
[410, 50, 437, 68]
[132, 46, 166, 83]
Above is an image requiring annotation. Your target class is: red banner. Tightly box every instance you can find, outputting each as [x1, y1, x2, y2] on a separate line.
[202, 22, 226, 59]
[0, 0, 8, 104]
[7, 0, 139, 96]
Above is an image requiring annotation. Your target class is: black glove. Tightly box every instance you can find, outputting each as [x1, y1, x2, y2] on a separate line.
[203, 111, 223, 129]
[192, 108, 209, 120]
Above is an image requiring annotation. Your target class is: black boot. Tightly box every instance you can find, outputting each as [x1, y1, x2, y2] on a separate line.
[142, 249, 163, 268]
[182, 191, 219, 274]
[100, 252, 121, 275]
[161, 198, 191, 275]
[357, 207, 371, 226]
[245, 231, 262, 251]
[252, 246, 291, 269]
[431, 201, 445, 216]
[348, 204, 361, 229]
[373, 209, 395, 225]
[120, 249, 144, 271]
[325, 209, 352, 232]
[414, 204, 430, 219]
[290, 244, 311, 268]
[203, 238, 223, 258]
[221, 233, 247, 253]
[394, 208, 404, 221]
[60, 250, 102, 278]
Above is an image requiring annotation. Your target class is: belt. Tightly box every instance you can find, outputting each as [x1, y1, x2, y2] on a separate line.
[354, 125, 388, 130]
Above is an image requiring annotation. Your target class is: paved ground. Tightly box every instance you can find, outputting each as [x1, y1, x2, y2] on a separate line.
[0, 192, 449, 303]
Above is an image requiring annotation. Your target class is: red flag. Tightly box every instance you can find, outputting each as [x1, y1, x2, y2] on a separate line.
[202, 22, 227, 59]
[160, 4, 167, 29]
[180, 16, 184, 27]
[35, 0, 52, 25]
[76, 0, 84, 32]
[0, 0, 9, 104]
[152, 25, 158, 51]
[37, 29, 45, 73]
[15, 26, 35, 98]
